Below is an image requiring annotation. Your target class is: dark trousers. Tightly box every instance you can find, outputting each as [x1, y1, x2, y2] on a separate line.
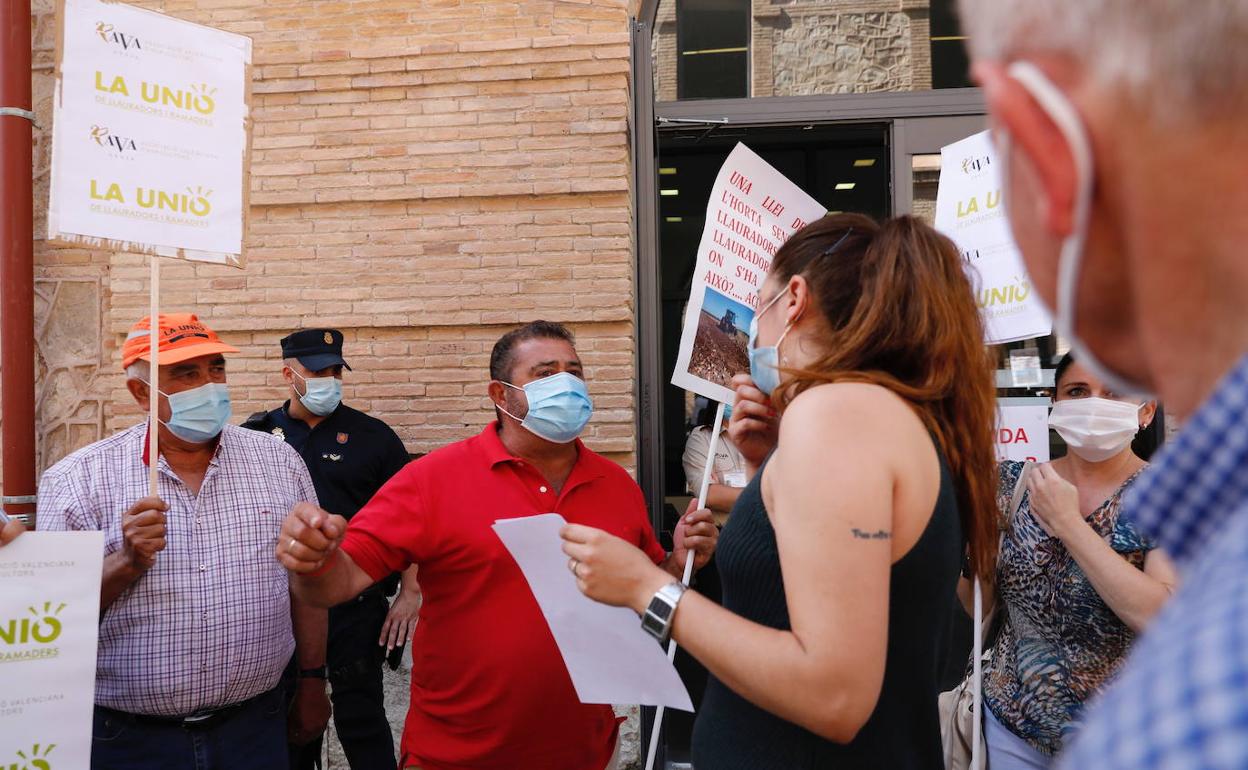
[290, 589, 396, 770]
[667, 553, 722, 757]
[91, 685, 288, 770]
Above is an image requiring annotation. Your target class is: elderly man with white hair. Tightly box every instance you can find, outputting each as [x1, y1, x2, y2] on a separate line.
[957, 1, 1248, 767]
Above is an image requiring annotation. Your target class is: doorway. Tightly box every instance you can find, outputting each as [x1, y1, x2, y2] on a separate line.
[655, 122, 891, 513]
[630, 7, 993, 767]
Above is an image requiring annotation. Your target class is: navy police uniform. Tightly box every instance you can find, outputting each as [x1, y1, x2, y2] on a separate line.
[243, 329, 409, 770]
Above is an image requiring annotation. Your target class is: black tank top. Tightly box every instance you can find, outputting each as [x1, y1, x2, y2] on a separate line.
[691, 447, 963, 769]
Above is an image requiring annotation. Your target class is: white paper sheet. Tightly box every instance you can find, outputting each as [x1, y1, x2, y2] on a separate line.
[0, 531, 105, 768]
[493, 514, 694, 712]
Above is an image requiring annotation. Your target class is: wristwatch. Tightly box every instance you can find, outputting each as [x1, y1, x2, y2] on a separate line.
[297, 665, 328, 679]
[641, 581, 687, 646]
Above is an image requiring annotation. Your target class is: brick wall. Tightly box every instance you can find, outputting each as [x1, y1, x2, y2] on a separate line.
[24, 0, 640, 473]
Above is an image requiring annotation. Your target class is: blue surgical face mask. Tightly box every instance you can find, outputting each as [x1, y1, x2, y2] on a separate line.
[499, 371, 593, 444]
[294, 371, 343, 417]
[152, 381, 232, 444]
[748, 288, 792, 397]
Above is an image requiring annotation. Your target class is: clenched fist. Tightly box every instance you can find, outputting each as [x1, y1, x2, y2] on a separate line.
[122, 496, 168, 571]
[277, 502, 348, 574]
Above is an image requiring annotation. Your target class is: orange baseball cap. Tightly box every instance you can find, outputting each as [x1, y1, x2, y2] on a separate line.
[121, 313, 239, 370]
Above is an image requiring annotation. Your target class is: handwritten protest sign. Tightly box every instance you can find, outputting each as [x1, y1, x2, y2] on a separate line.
[48, 0, 253, 265]
[935, 131, 1052, 344]
[996, 399, 1051, 463]
[672, 144, 827, 403]
[0, 532, 105, 770]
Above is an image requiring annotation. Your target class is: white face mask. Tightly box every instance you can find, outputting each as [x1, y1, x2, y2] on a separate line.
[1049, 397, 1142, 463]
[1004, 62, 1155, 399]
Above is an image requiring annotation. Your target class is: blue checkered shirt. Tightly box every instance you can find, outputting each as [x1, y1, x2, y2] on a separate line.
[1059, 356, 1248, 768]
[37, 423, 318, 717]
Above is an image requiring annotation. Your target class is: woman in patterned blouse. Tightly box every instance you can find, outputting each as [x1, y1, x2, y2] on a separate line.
[980, 354, 1179, 768]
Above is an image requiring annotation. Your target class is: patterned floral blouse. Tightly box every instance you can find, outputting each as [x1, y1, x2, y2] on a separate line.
[983, 460, 1155, 756]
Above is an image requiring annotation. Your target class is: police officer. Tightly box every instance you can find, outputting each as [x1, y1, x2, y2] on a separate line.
[244, 329, 415, 770]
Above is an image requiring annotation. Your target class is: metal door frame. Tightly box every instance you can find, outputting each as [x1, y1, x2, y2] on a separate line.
[632, 1, 986, 527]
[629, 8, 986, 762]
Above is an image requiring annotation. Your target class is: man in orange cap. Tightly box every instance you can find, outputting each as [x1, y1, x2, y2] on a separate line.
[37, 313, 331, 770]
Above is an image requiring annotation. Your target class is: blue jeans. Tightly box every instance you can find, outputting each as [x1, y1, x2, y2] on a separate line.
[91, 686, 288, 770]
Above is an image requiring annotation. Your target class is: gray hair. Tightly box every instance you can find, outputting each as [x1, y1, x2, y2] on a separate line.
[957, 0, 1248, 118]
[125, 359, 150, 382]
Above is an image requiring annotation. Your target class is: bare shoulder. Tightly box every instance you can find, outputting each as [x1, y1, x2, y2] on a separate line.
[778, 383, 931, 474]
[783, 382, 916, 431]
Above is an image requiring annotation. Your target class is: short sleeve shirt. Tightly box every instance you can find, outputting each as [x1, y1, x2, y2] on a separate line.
[682, 426, 747, 492]
[36, 424, 318, 716]
[339, 423, 666, 770]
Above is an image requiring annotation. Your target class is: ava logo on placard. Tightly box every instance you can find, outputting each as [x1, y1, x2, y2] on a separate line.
[96, 21, 141, 51]
[90, 181, 213, 217]
[960, 152, 992, 179]
[0, 603, 65, 664]
[94, 72, 216, 116]
[89, 125, 138, 156]
[1, 743, 55, 770]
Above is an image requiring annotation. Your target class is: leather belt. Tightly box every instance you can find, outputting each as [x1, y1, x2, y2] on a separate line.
[98, 687, 272, 731]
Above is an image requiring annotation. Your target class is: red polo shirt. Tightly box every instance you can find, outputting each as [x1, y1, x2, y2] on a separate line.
[340, 423, 667, 770]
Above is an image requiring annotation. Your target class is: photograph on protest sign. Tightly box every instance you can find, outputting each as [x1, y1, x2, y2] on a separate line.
[934, 130, 1052, 345]
[672, 143, 827, 404]
[47, 0, 253, 265]
[688, 286, 754, 390]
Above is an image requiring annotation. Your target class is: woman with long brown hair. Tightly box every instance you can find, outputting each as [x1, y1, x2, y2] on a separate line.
[560, 213, 998, 768]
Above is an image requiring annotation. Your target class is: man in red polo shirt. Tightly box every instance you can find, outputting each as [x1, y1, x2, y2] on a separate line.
[277, 320, 718, 770]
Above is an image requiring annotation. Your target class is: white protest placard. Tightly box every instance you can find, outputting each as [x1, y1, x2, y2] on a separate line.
[492, 514, 693, 712]
[996, 399, 1051, 463]
[0, 532, 105, 769]
[48, 0, 252, 265]
[672, 143, 827, 403]
[935, 131, 1052, 344]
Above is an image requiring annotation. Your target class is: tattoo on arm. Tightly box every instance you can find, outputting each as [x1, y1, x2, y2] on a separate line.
[851, 528, 891, 540]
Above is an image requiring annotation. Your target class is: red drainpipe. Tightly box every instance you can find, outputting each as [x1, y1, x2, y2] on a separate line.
[0, 0, 37, 525]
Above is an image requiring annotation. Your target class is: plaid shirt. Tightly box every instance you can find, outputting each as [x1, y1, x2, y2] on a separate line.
[1059, 355, 1248, 768]
[37, 423, 318, 717]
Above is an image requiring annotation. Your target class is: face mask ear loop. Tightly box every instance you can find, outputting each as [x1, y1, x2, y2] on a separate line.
[139, 378, 173, 410]
[1006, 62, 1095, 349]
[495, 381, 526, 424]
[774, 322, 793, 365]
[290, 369, 308, 399]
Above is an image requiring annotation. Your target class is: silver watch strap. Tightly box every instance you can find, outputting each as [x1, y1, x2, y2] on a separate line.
[641, 581, 687, 645]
